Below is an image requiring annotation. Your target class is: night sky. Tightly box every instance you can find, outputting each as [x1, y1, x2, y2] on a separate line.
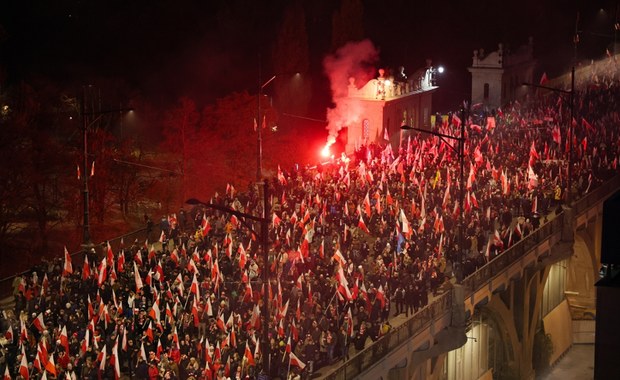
[1, 0, 617, 113]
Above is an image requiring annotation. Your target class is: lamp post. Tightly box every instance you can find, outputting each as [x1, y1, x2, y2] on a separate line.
[257, 74, 276, 181]
[522, 66, 575, 204]
[81, 88, 133, 247]
[401, 109, 466, 282]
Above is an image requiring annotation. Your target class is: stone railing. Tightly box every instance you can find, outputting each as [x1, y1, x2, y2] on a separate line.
[323, 291, 452, 380]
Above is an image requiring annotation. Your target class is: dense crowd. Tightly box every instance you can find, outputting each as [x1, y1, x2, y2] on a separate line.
[1, 58, 620, 380]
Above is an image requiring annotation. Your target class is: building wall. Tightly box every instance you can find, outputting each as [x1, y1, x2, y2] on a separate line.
[470, 68, 504, 109]
[345, 91, 436, 154]
[469, 40, 536, 109]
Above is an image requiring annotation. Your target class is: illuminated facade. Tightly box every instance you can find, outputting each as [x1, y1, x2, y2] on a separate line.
[468, 39, 536, 110]
[342, 68, 438, 154]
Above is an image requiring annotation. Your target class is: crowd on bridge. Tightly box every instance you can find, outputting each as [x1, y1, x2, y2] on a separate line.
[1, 58, 620, 380]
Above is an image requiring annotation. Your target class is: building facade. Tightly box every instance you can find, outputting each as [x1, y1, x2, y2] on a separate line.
[468, 39, 536, 110]
[343, 67, 438, 154]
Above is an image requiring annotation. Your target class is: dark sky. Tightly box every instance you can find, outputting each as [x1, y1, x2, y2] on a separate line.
[1, 0, 617, 113]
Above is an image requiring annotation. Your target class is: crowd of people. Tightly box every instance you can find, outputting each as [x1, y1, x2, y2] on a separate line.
[1, 58, 620, 380]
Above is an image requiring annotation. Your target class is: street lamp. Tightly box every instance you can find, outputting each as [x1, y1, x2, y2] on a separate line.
[401, 107, 466, 282]
[522, 66, 575, 204]
[81, 88, 133, 248]
[257, 75, 276, 181]
[186, 185, 270, 372]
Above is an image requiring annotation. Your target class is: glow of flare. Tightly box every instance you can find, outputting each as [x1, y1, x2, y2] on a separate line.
[321, 144, 331, 158]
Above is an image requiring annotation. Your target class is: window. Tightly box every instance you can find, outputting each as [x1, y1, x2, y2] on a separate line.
[483, 83, 490, 100]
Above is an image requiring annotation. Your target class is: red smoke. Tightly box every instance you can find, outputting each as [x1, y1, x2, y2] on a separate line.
[322, 40, 379, 147]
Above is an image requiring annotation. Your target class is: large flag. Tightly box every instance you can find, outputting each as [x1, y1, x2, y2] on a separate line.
[289, 351, 306, 370]
[33, 312, 45, 332]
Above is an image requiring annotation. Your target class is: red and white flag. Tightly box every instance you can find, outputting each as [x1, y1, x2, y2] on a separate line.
[19, 347, 29, 380]
[33, 312, 45, 332]
[63, 246, 73, 276]
[289, 351, 306, 370]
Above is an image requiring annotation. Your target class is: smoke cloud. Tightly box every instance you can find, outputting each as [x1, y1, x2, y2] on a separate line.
[323, 39, 379, 146]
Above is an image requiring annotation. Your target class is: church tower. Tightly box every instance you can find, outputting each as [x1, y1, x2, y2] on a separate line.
[468, 38, 536, 109]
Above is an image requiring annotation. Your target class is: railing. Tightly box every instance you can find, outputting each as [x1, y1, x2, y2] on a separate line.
[0, 227, 149, 300]
[461, 214, 564, 291]
[321, 174, 620, 379]
[323, 292, 452, 380]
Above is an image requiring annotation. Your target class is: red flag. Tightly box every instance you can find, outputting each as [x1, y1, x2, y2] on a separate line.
[4, 363, 11, 380]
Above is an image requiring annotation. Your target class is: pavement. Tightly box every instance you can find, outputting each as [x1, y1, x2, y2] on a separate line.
[540, 344, 594, 380]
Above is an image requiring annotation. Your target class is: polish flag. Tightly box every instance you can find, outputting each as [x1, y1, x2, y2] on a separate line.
[332, 249, 346, 266]
[375, 285, 386, 309]
[358, 215, 370, 234]
[59, 325, 69, 353]
[45, 353, 57, 376]
[81, 329, 90, 356]
[190, 272, 200, 301]
[111, 338, 120, 380]
[133, 262, 143, 293]
[33, 312, 45, 332]
[82, 255, 91, 281]
[97, 344, 106, 373]
[62, 247, 73, 276]
[363, 192, 372, 218]
[272, 212, 282, 227]
[191, 298, 199, 327]
[97, 257, 107, 286]
[117, 250, 125, 273]
[289, 351, 306, 370]
[4, 364, 11, 380]
[285, 335, 292, 354]
[19, 347, 29, 380]
[243, 340, 256, 366]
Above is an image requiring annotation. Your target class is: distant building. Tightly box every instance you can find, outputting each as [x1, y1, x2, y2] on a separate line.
[342, 65, 438, 154]
[468, 38, 536, 109]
